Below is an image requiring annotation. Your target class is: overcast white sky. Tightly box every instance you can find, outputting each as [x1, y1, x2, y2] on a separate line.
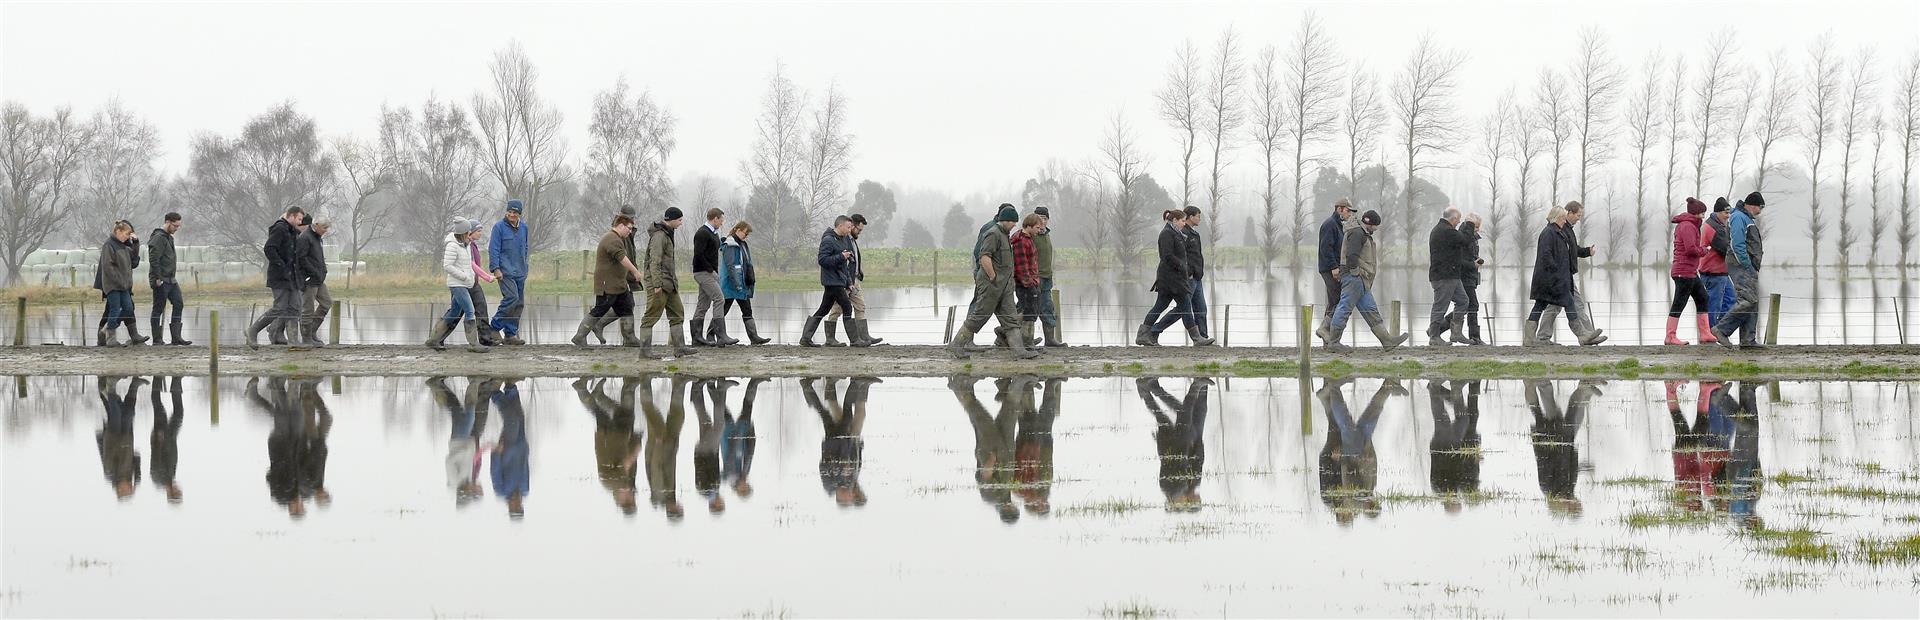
[4, 1, 1917, 205]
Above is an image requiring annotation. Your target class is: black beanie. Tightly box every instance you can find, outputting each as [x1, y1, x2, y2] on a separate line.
[1712, 197, 1731, 213]
[1360, 210, 1382, 226]
[1744, 191, 1765, 207]
[663, 207, 684, 221]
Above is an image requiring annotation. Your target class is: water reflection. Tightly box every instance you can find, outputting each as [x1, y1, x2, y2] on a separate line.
[805, 377, 873, 509]
[149, 376, 185, 503]
[1526, 379, 1599, 518]
[575, 378, 639, 515]
[722, 378, 765, 499]
[490, 379, 529, 518]
[95, 376, 144, 500]
[432, 377, 489, 508]
[640, 376, 687, 520]
[951, 376, 1023, 523]
[1427, 380, 1482, 512]
[251, 376, 331, 518]
[1139, 377, 1209, 512]
[1315, 378, 1401, 526]
[1713, 381, 1765, 530]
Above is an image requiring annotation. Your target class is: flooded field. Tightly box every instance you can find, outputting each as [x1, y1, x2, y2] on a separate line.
[3, 374, 1917, 617]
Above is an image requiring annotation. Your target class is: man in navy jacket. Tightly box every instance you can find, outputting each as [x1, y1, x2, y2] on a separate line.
[1317, 198, 1355, 319]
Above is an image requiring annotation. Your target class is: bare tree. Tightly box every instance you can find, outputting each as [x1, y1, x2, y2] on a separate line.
[1752, 50, 1801, 193]
[1723, 67, 1760, 198]
[1156, 40, 1203, 207]
[739, 63, 808, 258]
[1837, 48, 1879, 261]
[472, 42, 570, 251]
[1570, 28, 1623, 209]
[1870, 112, 1890, 265]
[1802, 34, 1843, 266]
[385, 98, 490, 254]
[1895, 53, 1920, 265]
[800, 83, 855, 239]
[0, 103, 91, 285]
[585, 76, 678, 222]
[1098, 113, 1149, 270]
[1624, 52, 1665, 266]
[68, 100, 162, 247]
[1199, 29, 1245, 259]
[1392, 34, 1467, 260]
[1247, 46, 1287, 267]
[333, 133, 398, 281]
[1533, 69, 1573, 208]
[1511, 98, 1548, 238]
[180, 102, 336, 254]
[1283, 13, 1343, 268]
[1475, 90, 1515, 263]
[1663, 54, 1691, 209]
[1343, 66, 1387, 206]
[1692, 31, 1741, 198]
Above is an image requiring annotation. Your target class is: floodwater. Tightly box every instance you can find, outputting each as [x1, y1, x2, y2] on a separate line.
[3, 374, 1916, 617]
[8, 265, 1920, 348]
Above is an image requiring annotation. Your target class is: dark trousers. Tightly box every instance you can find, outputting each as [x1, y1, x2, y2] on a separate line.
[1143, 290, 1191, 335]
[1321, 270, 1340, 317]
[589, 292, 636, 318]
[723, 298, 756, 319]
[1015, 285, 1040, 323]
[1463, 284, 1481, 339]
[150, 281, 184, 328]
[811, 285, 853, 319]
[1668, 276, 1709, 317]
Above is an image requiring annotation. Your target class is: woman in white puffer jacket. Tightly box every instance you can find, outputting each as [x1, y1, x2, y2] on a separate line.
[427, 218, 489, 352]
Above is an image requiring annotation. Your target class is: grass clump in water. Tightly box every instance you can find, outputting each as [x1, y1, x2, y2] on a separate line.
[1599, 476, 1667, 488]
[1061, 498, 1152, 517]
[1817, 485, 1920, 502]
[1097, 599, 1167, 619]
[1230, 359, 1300, 376]
[1622, 507, 1716, 529]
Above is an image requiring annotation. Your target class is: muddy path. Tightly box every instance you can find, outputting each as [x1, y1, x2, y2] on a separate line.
[4, 343, 1918, 380]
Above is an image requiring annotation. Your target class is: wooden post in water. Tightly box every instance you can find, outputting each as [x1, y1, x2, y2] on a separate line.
[1389, 300, 1401, 336]
[208, 310, 220, 373]
[1297, 305, 1312, 372]
[208, 376, 220, 426]
[13, 297, 25, 346]
[332, 375, 342, 395]
[1222, 305, 1231, 347]
[1764, 293, 1782, 346]
[1895, 296, 1909, 345]
[943, 306, 956, 344]
[329, 300, 342, 345]
[580, 249, 590, 280]
[15, 375, 24, 399]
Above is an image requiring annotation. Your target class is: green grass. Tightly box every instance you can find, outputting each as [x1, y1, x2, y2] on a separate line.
[1097, 599, 1167, 619]
[1816, 485, 1920, 502]
[1060, 498, 1152, 517]
[1622, 507, 1717, 529]
[1768, 471, 1820, 485]
[1598, 476, 1667, 488]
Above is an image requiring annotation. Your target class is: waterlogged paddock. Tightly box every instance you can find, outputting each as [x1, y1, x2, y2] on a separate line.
[3, 375, 1916, 617]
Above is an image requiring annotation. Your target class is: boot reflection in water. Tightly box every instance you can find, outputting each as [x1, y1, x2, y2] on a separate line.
[952, 375, 1022, 523]
[1315, 378, 1400, 526]
[640, 376, 687, 520]
[1527, 379, 1602, 519]
[1014, 378, 1064, 518]
[1139, 377, 1210, 513]
[1427, 380, 1483, 514]
[806, 377, 876, 509]
[149, 376, 186, 504]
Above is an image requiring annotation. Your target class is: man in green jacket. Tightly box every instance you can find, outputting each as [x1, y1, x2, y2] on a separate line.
[147, 212, 190, 345]
[948, 206, 1041, 360]
[640, 207, 697, 358]
[1031, 206, 1064, 347]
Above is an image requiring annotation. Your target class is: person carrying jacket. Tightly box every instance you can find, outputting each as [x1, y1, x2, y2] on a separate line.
[1318, 198, 1356, 320]
[800, 216, 858, 347]
[147, 212, 190, 346]
[1315, 210, 1410, 350]
[1136, 210, 1194, 346]
[1699, 197, 1736, 326]
[486, 199, 530, 346]
[1425, 207, 1475, 346]
[248, 207, 306, 349]
[639, 208, 697, 357]
[1711, 192, 1767, 348]
[1665, 198, 1716, 345]
[94, 221, 145, 346]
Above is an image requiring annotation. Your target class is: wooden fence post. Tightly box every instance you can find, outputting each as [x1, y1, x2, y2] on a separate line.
[13, 297, 24, 347]
[1222, 304, 1231, 347]
[208, 310, 220, 373]
[1389, 300, 1401, 336]
[329, 300, 342, 345]
[943, 306, 956, 344]
[1765, 293, 1782, 346]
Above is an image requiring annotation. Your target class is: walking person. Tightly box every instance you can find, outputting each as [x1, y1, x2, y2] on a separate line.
[718, 221, 772, 345]
[801, 216, 857, 347]
[1031, 206, 1065, 347]
[1712, 193, 1767, 348]
[1314, 210, 1410, 351]
[1458, 215, 1487, 345]
[1699, 197, 1736, 327]
[426, 218, 491, 353]
[823, 214, 884, 347]
[147, 213, 190, 346]
[1667, 198, 1716, 345]
[1318, 198, 1356, 320]
[1011, 214, 1045, 349]
[639, 208, 698, 357]
[1138, 210, 1202, 346]
[947, 207, 1042, 360]
[1526, 205, 1606, 346]
[1425, 207, 1474, 346]
[570, 214, 649, 349]
[94, 221, 144, 346]
[486, 199, 529, 346]
[248, 207, 306, 349]
[689, 207, 734, 347]
[461, 220, 500, 346]
[1169, 205, 1215, 345]
[295, 218, 334, 347]
[1534, 202, 1599, 345]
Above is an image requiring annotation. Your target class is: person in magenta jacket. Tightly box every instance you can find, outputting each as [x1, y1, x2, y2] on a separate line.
[1666, 198, 1715, 345]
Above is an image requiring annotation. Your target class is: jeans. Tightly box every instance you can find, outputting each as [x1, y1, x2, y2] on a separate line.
[1037, 277, 1059, 329]
[150, 281, 184, 328]
[827, 283, 867, 320]
[1427, 279, 1468, 336]
[441, 287, 477, 322]
[1327, 274, 1377, 331]
[102, 290, 133, 328]
[1701, 273, 1735, 325]
[264, 286, 303, 340]
[1015, 285, 1040, 323]
[491, 275, 525, 336]
[1152, 277, 1206, 334]
[1463, 284, 1481, 338]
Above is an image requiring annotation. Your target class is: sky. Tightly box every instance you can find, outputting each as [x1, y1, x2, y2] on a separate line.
[4, 0, 1918, 214]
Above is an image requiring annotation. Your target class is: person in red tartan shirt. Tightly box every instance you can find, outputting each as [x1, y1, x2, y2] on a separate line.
[1010, 214, 1044, 348]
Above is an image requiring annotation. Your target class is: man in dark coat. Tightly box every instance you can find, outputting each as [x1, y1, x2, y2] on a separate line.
[249, 207, 307, 349]
[800, 216, 857, 347]
[1526, 204, 1605, 345]
[1317, 198, 1355, 319]
[147, 212, 190, 345]
[1425, 207, 1475, 346]
[295, 218, 332, 347]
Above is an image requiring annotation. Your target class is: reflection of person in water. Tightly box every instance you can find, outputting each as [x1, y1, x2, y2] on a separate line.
[431, 377, 492, 508]
[1712, 381, 1765, 529]
[1667, 380, 1729, 512]
[96, 376, 145, 500]
[489, 379, 529, 519]
[1316, 378, 1401, 525]
[1427, 380, 1482, 513]
[805, 377, 876, 508]
[720, 378, 763, 500]
[952, 375, 1023, 523]
[640, 376, 688, 520]
[148, 376, 185, 503]
[255, 377, 331, 518]
[691, 378, 733, 514]
[576, 377, 641, 515]
[1139, 377, 1210, 512]
[1014, 377, 1063, 517]
[1526, 379, 1600, 519]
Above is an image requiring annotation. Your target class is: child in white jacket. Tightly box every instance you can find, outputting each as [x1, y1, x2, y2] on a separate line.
[428, 218, 490, 352]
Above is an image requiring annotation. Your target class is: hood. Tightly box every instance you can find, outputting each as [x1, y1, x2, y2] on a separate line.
[1671, 211, 1701, 225]
[722, 235, 742, 247]
[650, 220, 673, 235]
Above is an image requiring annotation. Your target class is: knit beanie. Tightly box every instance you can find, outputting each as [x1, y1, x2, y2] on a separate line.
[1712, 197, 1731, 213]
[448, 217, 471, 234]
[1360, 210, 1382, 226]
[1685, 197, 1707, 215]
[1744, 191, 1766, 207]
[663, 207, 684, 222]
[505, 199, 524, 213]
[997, 206, 1019, 222]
